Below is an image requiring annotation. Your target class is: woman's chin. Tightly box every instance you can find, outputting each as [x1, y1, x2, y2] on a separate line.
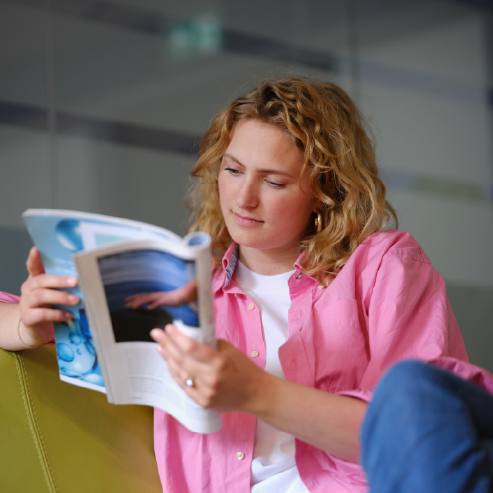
[232, 237, 264, 250]
[230, 232, 267, 250]
[234, 236, 295, 255]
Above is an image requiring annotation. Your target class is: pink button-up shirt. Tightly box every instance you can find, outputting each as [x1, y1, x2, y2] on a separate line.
[3, 229, 486, 492]
[154, 229, 470, 493]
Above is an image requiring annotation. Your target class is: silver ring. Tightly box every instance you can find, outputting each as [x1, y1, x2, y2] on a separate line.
[185, 375, 195, 387]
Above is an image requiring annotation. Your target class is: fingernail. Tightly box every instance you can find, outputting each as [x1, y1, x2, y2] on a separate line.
[165, 324, 174, 333]
[68, 294, 79, 303]
[66, 277, 78, 286]
[150, 329, 161, 339]
[64, 311, 73, 319]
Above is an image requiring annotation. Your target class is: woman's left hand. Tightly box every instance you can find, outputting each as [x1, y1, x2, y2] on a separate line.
[151, 325, 269, 413]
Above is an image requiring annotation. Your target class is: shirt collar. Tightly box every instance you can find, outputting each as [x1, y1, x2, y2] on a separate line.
[222, 242, 239, 288]
[293, 250, 306, 273]
[211, 242, 239, 294]
[213, 243, 315, 293]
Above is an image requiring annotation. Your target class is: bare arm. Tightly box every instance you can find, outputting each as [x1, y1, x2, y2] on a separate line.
[0, 302, 22, 350]
[246, 372, 366, 462]
[0, 247, 79, 351]
[151, 326, 366, 463]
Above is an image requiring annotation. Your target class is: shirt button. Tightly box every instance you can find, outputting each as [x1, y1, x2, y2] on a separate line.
[248, 302, 255, 310]
[236, 451, 245, 460]
[318, 285, 324, 289]
[250, 351, 259, 358]
[296, 273, 302, 279]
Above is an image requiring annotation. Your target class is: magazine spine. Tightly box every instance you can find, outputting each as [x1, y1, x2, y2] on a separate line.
[74, 255, 114, 402]
[195, 244, 216, 348]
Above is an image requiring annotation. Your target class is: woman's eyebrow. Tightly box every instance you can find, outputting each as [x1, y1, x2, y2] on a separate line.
[223, 153, 294, 177]
[258, 168, 293, 177]
[223, 154, 244, 166]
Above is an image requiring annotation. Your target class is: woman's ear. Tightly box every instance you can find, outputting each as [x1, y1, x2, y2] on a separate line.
[312, 198, 323, 214]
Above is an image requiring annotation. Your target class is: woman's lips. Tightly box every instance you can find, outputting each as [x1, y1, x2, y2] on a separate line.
[233, 213, 263, 227]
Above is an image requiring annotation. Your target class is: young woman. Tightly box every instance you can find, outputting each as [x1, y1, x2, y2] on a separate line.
[0, 78, 468, 493]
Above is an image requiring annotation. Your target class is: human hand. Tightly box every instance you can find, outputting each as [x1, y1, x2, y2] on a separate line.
[18, 246, 79, 348]
[126, 279, 198, 309]
[150, 325, 270, 413]
[151, 325, 366, 462]
[126, 292, 177, 310]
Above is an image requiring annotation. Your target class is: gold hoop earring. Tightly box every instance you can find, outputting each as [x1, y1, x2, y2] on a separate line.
[315, 212, 322, 234]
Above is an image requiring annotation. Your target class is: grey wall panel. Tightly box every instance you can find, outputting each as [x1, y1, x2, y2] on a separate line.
[447, 284, 493, 372]
[56, 135, 195, 235]
[386, 189, 493, 288]
[0, 227, 33, 295]
[0, 0, 47, 107]
[0, 125, 52, 229]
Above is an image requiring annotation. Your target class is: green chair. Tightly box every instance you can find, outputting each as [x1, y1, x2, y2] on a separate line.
[0, 345, 162, 493]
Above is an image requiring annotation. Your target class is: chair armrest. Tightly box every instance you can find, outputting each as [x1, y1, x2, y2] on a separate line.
[0, 345, 161, 493]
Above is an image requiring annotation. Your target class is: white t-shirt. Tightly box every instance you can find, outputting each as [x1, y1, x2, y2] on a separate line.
[235, 261, 309, 493]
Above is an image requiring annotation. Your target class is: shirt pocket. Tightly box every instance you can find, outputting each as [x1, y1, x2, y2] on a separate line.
[311, 298, 368, 392]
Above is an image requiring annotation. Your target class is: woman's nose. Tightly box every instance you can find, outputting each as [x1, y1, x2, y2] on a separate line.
[235, 181, 258, 209]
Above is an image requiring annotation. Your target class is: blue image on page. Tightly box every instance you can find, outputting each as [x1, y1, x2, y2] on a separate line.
[23, 213, 176, 391]
[98, 250, 199, 343]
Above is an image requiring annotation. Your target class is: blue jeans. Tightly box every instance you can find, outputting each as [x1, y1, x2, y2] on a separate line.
[361, 360, 493, 493]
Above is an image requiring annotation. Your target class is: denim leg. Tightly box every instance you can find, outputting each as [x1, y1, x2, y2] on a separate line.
[361, 360, 493, 493]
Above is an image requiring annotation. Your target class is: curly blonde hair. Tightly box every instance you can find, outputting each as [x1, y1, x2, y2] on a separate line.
[188, 77, 397, 285]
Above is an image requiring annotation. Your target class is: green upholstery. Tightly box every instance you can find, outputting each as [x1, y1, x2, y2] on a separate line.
[0, 345, 162, 493]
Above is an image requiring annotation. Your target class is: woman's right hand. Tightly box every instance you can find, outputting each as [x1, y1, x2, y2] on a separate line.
[17, 246, 79, 348]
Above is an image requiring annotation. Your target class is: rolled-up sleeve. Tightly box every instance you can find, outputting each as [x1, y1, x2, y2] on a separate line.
[340, 247, 468, 403]
[0, 291, 20, 304]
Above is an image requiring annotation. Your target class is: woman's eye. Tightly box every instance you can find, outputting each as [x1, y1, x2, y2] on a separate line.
[266, 180, 285, 189]
[225, 167, 240, 175]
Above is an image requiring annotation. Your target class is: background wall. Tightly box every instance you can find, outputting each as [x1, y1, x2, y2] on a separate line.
[0, 0, 492, 370]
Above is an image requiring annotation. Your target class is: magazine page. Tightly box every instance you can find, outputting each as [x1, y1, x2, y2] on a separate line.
[74, 237, 222, 434]
[22, 209, 183, 392]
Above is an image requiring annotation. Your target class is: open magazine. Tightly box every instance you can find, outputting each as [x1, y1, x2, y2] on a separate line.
[23, 209, 221, 434]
